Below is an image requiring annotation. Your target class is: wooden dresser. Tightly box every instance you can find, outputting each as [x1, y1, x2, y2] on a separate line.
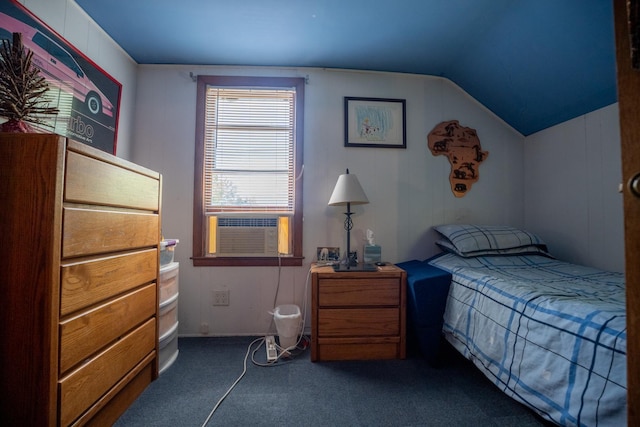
[0, 134, 162, 426]
[311, 264, 406, 362]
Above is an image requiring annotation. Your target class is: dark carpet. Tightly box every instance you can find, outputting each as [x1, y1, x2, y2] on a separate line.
[114, 336, 553, 427]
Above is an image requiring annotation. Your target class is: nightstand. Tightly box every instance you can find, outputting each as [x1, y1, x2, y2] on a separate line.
[311, 264, 406, 362]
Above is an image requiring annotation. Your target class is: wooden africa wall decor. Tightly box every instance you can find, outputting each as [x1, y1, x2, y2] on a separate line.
[427, 120, 489, 197]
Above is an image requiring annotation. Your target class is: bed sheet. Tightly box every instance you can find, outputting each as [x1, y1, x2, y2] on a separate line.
[429, 253, 626, 426]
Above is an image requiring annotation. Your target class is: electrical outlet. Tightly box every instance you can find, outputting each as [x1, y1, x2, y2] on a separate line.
[213, 290, 230, 306]
[200, 322, 209, 334]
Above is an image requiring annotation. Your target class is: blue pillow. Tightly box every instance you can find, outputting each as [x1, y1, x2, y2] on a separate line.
[434, 224, 548, 257]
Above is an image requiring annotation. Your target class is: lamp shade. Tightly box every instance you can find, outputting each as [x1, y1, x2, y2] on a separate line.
[328, 169, 369, 206]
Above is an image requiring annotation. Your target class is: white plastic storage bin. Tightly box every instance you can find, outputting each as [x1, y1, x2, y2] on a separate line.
[159, 293, 179, 339]
[160, 239, 179, 266]
[158, 262, 179, 374]
[159, 322, 179, 374]
[159, 262, 179, 304]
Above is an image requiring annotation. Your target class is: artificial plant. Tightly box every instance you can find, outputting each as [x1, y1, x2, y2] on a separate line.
[0, 32, 58, 132]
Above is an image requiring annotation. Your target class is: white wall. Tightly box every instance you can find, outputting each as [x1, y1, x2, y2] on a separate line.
[22, 0, 138, 158]
[28, 1, 625, 336]
[131, 65, 525, 336]
[524, 104, 624, 272]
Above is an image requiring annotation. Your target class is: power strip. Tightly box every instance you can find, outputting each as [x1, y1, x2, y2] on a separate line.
[265, 335, 278, 362]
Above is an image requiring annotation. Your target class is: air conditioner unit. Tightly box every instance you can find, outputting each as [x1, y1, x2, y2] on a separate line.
[216, 217, 278, 256]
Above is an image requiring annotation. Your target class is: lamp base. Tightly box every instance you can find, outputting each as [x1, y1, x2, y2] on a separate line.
[332, 263, 377, 272]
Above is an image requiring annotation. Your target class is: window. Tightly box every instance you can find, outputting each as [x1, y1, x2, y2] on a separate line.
[193, 76, 304, 266]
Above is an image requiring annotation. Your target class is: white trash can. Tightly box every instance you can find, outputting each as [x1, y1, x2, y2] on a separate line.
[273, 304, 301, 350]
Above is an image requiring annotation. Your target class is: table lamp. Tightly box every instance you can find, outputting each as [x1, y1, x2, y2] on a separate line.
[328, 169, 371, 271]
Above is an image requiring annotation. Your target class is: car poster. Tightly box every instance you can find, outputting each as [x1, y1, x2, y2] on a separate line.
[0, 0, 121, 154]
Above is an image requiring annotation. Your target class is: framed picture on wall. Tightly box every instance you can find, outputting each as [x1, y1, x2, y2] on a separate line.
[344, 97, 406, 148]
[0, 0, 122, 154]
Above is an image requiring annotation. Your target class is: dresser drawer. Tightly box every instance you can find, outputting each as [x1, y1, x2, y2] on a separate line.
[62, 208, 159, 258]
[65, 150, 160, 211]
[59, 319, 156, 426]
[59, 284, 157, 375]
[79, 358, 155, 426]
[318, 308, 399, 337]
[318, 279, 400, 307]
[60, 249, 158, 316]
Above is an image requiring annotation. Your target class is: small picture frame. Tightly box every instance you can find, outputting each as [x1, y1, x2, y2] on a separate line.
[344, 97, 406, 148]
[316, 246, 340, 263]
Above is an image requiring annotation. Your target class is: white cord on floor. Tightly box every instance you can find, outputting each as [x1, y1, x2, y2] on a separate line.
[201, 337, 263, 427]
[201, 266, 313, 425]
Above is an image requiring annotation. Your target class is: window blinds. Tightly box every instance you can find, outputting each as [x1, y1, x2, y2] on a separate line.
[203, 86, 296, 214]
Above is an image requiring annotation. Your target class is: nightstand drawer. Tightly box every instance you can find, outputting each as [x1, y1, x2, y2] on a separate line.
[317, 340, 400, 361]
[318, 279, 400, 307]
[318, 308, 399, 336]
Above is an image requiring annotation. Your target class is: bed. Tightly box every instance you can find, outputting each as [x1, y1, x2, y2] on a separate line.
[404, 225, 627, 427]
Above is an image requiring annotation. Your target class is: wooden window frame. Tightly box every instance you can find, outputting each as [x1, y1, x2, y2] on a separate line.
[192, 76, 304, 266]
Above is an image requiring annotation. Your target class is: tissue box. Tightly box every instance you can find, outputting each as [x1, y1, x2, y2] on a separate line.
[160, 239, 179, 266]
[364, 244, 381, 263]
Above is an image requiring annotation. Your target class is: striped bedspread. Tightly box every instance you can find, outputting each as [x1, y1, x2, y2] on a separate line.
[429, 253, 626, 427]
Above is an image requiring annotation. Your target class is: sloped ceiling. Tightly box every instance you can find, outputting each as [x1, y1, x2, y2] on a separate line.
[74, 0, 617, 136]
